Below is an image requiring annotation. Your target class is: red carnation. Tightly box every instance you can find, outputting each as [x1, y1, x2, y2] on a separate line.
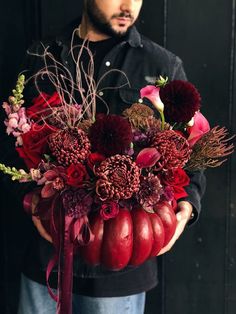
[160, 80, 201, 123]
[161, 168, 190, 200]
[67, 163, 88, 188]
[89, 114, 132, 156]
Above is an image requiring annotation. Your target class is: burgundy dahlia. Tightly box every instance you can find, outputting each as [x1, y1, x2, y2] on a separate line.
[95, 155, 140, 201]
[89, 114, 132, 156]
[48, 128, 91, 166]
[149, 130, 191, 170]
[62, 189, 93, 218]
[137, 174, 163, 212]
[160, 80, 201, 123]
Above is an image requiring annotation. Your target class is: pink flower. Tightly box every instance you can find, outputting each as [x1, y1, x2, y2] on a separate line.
[2, 102, 11, 115]
[18, 107, 27, 119]
[100, 202, 119, 220]
[187, 112, 210, 147]
[41, 166, 67, 198]
[8, 118, 18, 128]
[136, 147, 161, 168]
[140, 85, 164, 112]
[21, 123, 31, 133]
[16, 136, 23, 146]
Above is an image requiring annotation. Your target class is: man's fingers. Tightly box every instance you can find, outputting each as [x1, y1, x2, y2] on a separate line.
[157, 215, 188, 256]
[32, 216, 53, 243]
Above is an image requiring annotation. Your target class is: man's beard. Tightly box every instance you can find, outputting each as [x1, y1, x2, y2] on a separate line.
[86, 0, 134, 38]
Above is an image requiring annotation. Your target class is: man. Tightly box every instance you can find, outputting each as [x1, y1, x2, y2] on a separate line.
[4, 0, 205, 313]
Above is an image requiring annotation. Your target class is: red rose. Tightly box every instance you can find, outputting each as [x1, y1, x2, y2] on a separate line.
[87, 153, 106, 170]
[161, 168, 190, 200]
[100, 202, 119, 220]
[16, 123, 56, 169]
[67, 163, 88, 187]
[26, 92, 61, 121]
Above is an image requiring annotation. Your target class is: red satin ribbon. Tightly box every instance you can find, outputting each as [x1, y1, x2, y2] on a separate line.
[23, 191, 94, 314]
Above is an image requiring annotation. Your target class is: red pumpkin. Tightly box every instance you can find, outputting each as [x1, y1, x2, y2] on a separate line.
[148, 213, 165, 257]
[80, 213, 104, 266]
[101, 208, 133, 270]
[129, 208, 154, 266]
[153, 201, 177, 247]
[80, 204, 176, 270]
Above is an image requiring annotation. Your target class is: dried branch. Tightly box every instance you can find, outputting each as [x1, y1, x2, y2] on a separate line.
[185, 126, 235, 170]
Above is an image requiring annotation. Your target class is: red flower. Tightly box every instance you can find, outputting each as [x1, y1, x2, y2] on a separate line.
[89, 114, 133, 156]
[160, 80, 201, 123]
[161, 168, 190, 200]
[100, 202, 119, 220]
[136, 147, 160, 168]
[41, 166, 67, 198]
[67, 163, 88, 188]
[27, 92, 61, 121]
[87, 153, 106, 170]
[16, 124, 57, 169]
[187, 111, 210, 147]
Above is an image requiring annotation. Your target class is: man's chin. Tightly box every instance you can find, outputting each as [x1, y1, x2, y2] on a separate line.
[110, 25, 131, 37]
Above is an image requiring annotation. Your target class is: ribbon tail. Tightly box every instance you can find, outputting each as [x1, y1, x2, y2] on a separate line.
[56, 215, 74, 314]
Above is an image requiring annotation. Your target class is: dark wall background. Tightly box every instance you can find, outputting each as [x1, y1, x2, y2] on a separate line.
[0, 1, 235, 314]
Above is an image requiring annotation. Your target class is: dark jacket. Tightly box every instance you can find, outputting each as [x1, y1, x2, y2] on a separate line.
[0, 24, 206, 296]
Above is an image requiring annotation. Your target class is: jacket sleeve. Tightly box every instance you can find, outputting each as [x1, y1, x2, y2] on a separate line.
[171, 56, 207, 225]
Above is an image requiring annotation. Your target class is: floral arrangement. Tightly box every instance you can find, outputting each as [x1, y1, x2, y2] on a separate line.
[1, 47, 234, 313]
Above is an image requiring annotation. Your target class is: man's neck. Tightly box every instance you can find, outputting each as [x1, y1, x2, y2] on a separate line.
[79, 15, 110, 42]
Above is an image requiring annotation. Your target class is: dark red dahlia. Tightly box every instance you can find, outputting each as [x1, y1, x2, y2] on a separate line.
[160, 80, 201, 123]
[89, 114, 132, 156]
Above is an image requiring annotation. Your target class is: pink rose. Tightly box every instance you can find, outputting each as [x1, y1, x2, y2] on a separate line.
[187, 112, 210, 147]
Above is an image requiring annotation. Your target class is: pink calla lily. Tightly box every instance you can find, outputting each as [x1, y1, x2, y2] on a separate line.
[136, 147, 161, 168]
[187, 111, 210, 147]
[140, 85, 164, 112]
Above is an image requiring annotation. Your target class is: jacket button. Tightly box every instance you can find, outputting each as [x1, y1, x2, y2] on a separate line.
[138, 98, 143, 103]
[98, 91, 104, 96]
[105, 61, 111, 67]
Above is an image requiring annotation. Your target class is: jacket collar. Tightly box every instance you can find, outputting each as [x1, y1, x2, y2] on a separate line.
[123, 25, 142, 48]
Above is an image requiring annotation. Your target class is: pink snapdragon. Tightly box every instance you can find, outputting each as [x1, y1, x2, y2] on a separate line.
[3, 105, 31, 142]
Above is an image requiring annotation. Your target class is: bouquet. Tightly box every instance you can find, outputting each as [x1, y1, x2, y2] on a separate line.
[0, 45, 234, 314]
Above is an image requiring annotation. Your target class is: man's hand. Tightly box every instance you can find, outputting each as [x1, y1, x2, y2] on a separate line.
[157, 201, 193, 256]
[31, 193, 53, 243]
